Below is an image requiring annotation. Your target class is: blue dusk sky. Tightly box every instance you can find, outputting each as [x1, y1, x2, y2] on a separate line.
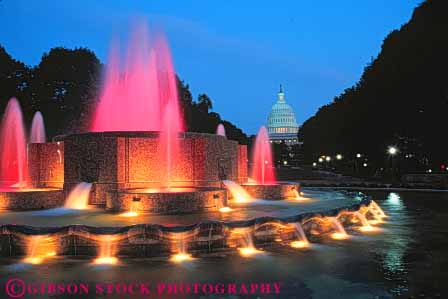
[0, 0, 422, 134]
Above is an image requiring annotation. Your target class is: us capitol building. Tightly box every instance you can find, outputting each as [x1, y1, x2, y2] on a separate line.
[267, 85, 301, 144]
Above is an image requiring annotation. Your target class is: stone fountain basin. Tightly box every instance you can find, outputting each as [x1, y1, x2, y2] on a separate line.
[242, 182, 300, 200]
[0, 188, 64, 210]
[106, 187, 227, 214]
[0, 198, 372, 258]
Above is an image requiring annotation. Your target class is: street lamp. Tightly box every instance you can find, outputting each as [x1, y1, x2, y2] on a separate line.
[318, 158, 323, 163]
[356, 153, 362, 158]
[387, 146, 398, 156]
[336, 154, 343, 160]
[325, 156, 331, 162]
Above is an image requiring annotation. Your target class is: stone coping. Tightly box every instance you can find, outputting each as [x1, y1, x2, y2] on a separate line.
[0, 199, 370, 234]
[54, 131, 232, 141]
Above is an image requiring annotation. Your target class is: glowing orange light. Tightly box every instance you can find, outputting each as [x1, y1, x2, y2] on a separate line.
[93, 257, 118, 265]
[290, 241, 309, 248]
[23, 257, 43, 264]
[369, 219, 383, 225]
[238, 247, 261, 257]
[120, 211, 138, 217]
[331, 232, 349, 240]
[359, 225, 376, 232]
[170, 253, 193, 263]
[219, 207, 233, 213]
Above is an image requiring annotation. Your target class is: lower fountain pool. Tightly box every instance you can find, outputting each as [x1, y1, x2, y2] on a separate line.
[0, 190, 446, 298]
[0, 189, 362, 227]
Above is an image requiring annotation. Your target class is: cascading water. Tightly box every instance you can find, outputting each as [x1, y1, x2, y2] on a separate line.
[235, 227, 260, 256]
[0, 98, 28, 188]
[30, 111, 46, 143]
[216, 124, 226, 137]
[330, 217, 349, 240]
[250, 126, 276, 185]
[64, 182, 93, 210]
[290, 222, 309, 248]
[23, 235, 56, 264]
[94, 235, 118, 265]
[90, 23, 183, 187]
[170, 231, 193, 263]
[222, 180, 252, 202]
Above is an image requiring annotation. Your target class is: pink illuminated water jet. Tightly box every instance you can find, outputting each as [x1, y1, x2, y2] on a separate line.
[90, 23, 184, 187]
[216, 124, 226, 137]
[250, 126, 276, 185]
[91, 24, 183, 134]
[30, 111, 46, 143]
[0, 98, 28, 188]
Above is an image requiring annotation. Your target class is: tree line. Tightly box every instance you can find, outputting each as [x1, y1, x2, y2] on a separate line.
[299, 0, 448, 172]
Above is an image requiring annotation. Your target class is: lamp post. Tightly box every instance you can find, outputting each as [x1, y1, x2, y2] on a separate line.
[387, 146, 398, 180]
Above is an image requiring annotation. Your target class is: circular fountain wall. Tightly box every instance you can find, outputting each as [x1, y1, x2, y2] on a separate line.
[0, 188, 64, 210]
[106, 187, 228, 214]
[242, 182, 300, 200]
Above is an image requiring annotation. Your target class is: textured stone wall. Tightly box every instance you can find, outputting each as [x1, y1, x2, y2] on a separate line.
[59, 132, 246, 205]
[106, 188, 227, 213]
[242, 183, 301, 200]
[0, 190, 64, 210]
[28, 142, 64, 188]
[237, 145, 248, 183]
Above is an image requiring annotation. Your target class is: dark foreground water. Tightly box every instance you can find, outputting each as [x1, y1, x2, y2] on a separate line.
[0, 190, 447, 299]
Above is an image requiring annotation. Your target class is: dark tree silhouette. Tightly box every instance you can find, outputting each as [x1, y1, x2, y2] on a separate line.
[31, 47, 101, 136]
[299, 0, 448, 171]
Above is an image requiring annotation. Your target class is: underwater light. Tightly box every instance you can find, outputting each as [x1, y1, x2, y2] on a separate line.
[171, 253, 193, 263]
[290, 241, 309, 249]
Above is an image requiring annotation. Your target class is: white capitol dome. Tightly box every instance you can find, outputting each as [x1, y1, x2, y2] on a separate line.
[267, 85, 299, 143]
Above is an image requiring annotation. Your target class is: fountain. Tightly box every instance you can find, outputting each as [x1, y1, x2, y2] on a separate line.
[170, 231, 193, 263]
[30, 111, 46, 143]
[242, 126, 300, 200]
[0, 22, 388, 265]
[222, 180, 252, 202]
[251, 126, 275, 185]
[330, 217, 349, 240]
[216, 124, 226, 137]
[23, 235, 57, 264]
[0, 98, 28, 188]
[64, 182, 92, 210]
[0, 99, 64, 210]
[290, 222, 309, 248]
[93, 235, 118, 265]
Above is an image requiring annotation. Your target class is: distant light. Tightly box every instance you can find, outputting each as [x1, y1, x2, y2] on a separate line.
[318, 158, 323, 163]
[283, 160, 288, 165]
[387, 192, 401, 205]
[363, 163, 368, 167]
[325, 156, 331, 162]
[387, 146, 398, 156]
[428, 169, 432, 173]
[336, 154, 343, 160]
[312, 162, 317, 167]
[356, 153, 362, 158]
